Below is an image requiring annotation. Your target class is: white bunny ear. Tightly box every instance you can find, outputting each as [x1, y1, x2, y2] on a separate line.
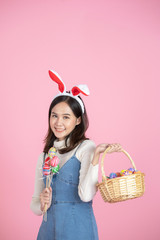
[71, 84, 90, 96]
[49, 70, 66, 93]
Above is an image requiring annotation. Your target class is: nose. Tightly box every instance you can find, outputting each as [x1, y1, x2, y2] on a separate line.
[55, 117, 63, 126]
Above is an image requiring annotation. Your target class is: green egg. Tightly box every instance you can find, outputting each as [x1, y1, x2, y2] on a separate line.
[51, 164, 59, 173]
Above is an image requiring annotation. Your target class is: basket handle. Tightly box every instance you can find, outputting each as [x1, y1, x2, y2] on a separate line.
[101, 145, 137, 181]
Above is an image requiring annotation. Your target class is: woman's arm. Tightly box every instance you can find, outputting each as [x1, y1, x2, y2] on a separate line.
[77, 141, 99, 202]
[30, 153, 45, 216]
[78, 142, 122, 202]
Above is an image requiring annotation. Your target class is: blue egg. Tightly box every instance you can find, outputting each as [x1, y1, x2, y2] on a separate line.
[109, 172, 117, 179]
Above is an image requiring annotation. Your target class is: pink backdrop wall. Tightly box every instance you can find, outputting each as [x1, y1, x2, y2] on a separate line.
[0, 0, 160, 239]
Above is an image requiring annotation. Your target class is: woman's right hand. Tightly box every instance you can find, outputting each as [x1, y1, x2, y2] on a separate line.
[40, 187, 52, 212]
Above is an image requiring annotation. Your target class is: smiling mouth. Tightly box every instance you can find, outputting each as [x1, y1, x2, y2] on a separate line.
[55, 128, 65, 132]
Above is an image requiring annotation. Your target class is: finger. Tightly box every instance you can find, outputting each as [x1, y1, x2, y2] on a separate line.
[102, 143, 109, 148]
[41, 202, 45, 211]
[43, 193, 50, 199]
[108, 143, 122, 152]
[44, 188, 50, 193]
[105, 144, 110, 149]
[43, 189, 50, 195]
[115, 143, 122, 151]
[42, 196, 50, 203]
[44, 199, 50, 204]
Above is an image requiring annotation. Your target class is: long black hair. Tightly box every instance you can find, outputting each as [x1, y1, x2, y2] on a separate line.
[43, 95, 89, 154]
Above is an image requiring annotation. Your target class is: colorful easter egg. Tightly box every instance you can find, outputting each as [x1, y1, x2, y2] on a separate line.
[126, 170, 133, 175]
[128, 168, 135, 173]
[124, 170, 133, 176]
[51, 164, 60, 173]
[109, 172, 117, 179]
[50, 156, 59, 167]
[116, 172, 121, 177]
[44, 157, 50, 165]
[43, 165, 51, 176]
[48, 147, 56, 158]
[120, 170, 127, 176]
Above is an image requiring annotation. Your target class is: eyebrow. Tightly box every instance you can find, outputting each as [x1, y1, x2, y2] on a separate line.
[51, 111, 71, 116]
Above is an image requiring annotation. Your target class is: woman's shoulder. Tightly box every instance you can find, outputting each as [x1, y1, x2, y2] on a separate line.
[76, 139, 96, 158]
[38, 152, 46, 160]
[36, 152, 45, 167]
[80, 139, 96, 149]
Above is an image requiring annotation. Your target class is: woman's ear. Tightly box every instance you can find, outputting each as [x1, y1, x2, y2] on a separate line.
[76, 117, 81, 125]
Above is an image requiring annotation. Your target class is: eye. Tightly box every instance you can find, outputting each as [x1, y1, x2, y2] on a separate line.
[51, 114, 57, 118]
[63, 116, 70, 119]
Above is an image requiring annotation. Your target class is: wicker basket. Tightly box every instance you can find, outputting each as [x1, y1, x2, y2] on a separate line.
[97, 146, 145, 203]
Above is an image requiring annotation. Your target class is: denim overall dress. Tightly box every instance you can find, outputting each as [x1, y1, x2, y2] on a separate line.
[37, 145, 99, 240]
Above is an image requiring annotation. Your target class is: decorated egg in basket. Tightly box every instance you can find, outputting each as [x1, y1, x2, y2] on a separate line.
[109, 172, 117, 179]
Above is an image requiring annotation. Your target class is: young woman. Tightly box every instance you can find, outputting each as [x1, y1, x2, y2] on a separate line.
[30, 70, 121, 240]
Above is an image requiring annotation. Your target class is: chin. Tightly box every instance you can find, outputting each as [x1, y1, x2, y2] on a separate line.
[55, 133, 66, 140]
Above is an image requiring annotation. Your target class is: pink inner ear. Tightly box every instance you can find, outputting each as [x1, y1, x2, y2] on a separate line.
[72, 87, 80, 96]
[49, 70, 65, 93]
[72, 86, 88, 96]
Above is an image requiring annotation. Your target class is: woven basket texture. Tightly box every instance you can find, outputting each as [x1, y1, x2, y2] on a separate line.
[97, 145, 145, 203]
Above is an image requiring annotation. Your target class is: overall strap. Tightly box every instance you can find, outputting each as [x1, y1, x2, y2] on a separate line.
[43, 152, 46, 163]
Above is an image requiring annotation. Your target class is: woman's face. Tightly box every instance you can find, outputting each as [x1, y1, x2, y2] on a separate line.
[50, 102, 81, 141]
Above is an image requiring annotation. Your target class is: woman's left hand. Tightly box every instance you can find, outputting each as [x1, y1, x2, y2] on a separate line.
[92, 143, 122, 166]
[106, 143, 122, 153]
[92, 143, 109, 166]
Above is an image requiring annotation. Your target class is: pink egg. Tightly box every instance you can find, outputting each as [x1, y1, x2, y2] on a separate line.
[50, 156, 59, 167]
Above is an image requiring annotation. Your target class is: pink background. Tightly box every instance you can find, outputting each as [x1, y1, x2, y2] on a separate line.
[0, 0, 160, 239]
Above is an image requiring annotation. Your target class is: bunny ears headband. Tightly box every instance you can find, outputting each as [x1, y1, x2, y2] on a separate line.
[49, 70, 90, 113]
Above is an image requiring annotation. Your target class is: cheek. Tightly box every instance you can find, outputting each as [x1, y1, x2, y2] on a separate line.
[50, 118, 54, 127]
[70, 120, 78, 129]
[65, 120, 76, 129]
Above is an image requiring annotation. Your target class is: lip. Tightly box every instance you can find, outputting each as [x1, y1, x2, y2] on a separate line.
[55, 128, 65, 132]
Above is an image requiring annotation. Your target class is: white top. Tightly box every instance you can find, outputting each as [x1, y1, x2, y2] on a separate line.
[30, 139, 99, 216]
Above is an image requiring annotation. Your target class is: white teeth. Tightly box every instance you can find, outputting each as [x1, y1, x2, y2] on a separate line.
[55, 128, 64, 132]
